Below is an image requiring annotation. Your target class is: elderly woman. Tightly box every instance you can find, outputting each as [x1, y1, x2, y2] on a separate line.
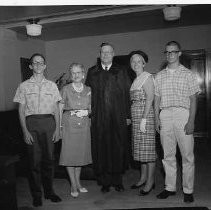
[59, 63, 92, 198]
[129, 50, 156, 196]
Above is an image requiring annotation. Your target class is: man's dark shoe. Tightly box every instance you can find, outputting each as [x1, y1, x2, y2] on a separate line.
[44, 194, 62, 202]
[114, 184, 125, 192]
[101, 186, 110, 193]
[157, 190, 176, 199]
[33, 197, 42, 207]
[184, 193, 194, 203]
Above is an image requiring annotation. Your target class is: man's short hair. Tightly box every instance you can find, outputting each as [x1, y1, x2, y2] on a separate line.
[30, 53, 46, 64]
[100, 42, 114, 50]
[166, 41, 181, 51]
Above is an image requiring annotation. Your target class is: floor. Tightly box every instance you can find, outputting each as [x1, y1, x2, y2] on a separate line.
[16, 139, 211, 210]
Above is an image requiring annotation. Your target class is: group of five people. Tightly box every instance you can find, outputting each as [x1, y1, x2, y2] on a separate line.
[13, 40, 199, 207]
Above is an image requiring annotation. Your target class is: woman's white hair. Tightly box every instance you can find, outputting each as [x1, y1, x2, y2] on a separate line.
[69, 62, 85, 73]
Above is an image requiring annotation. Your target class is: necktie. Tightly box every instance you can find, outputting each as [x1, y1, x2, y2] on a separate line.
[105, 66, 108, 71]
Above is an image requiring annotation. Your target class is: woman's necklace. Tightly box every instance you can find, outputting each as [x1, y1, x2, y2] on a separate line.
[72, 82, 84, 93]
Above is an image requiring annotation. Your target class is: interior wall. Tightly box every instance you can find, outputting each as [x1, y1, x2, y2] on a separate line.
[0, 29, 45, 111]
[46, 24, 211, 81]
[1, 24, 211, 111]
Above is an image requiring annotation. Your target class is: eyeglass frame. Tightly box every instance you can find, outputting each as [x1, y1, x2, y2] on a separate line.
[163, 50, 180, 56]
[32, 62, 46, 66]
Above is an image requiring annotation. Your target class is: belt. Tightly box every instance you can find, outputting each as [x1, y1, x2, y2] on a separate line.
[26, 114, 53, 119]
[161, 106, 188, 110]
[131, 99, 145, 103]
[63, 109, 88, 113]
[63, 109, 89, 117]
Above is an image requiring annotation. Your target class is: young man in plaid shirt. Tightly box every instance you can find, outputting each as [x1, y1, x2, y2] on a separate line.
[154, 41, 200, 203]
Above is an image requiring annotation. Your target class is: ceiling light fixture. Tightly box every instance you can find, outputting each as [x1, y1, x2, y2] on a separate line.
[26, 19, 42, 36]
[163, 5, 182, 21]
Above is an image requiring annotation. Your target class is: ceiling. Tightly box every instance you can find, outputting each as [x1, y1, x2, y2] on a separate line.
[1, 4, 211, 41]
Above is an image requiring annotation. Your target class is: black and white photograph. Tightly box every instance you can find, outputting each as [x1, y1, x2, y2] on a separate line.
[0, 1, 211, 210]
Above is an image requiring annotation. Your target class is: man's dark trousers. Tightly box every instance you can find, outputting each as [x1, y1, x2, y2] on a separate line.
[26, 114, 56, 199]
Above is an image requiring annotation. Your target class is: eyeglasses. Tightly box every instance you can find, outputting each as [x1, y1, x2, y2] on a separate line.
[32, 62, 45, 66]
[164, 51, 180, 55]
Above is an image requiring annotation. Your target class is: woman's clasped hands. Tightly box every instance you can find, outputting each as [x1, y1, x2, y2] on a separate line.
[70, 110, 88, 118]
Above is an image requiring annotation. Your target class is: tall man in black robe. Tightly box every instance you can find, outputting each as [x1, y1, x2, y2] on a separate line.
[85, 43, 131, 193]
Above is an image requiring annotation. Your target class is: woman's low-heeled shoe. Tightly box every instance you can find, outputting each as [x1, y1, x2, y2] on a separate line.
[78, 187, 88, 193]
[139, 183, 155, 196]
[130, 182, 146, 189]
[70, 191, 79, 198]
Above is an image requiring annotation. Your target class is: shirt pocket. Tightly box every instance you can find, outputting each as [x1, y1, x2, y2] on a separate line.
[160, 80, 171, 95]
[25, 92, 37, 109]
[174, 80, 187, 96]
[43, 91, 54, 104]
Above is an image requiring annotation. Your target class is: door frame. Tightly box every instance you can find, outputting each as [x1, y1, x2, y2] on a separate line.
[181, 49, 209, 138]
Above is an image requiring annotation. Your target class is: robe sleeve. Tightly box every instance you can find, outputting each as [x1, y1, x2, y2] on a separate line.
[118, 66, 132, 119]
[85, 68, 92, 87]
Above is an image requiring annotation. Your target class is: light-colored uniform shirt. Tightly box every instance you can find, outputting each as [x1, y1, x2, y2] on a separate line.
[155, 64, 200, 109]
[13, 76, 62, 116]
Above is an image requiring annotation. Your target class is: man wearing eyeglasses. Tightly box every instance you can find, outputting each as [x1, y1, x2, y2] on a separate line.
[13, 53, 62, 207]
[154, 41, 200, 203]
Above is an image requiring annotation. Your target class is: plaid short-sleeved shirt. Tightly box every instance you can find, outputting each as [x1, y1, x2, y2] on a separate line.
[155, 65, 200, 109]
[13, 76, 62, 116]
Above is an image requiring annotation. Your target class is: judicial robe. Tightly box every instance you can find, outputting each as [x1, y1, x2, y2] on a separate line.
[85, 62, 131, 176]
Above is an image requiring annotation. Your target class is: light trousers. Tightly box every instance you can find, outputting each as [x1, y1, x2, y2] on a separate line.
[160, 107, 194, 194]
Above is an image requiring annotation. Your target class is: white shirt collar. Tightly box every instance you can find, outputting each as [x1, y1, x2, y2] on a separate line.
[30, 76, 47, 83]
[101, 63, 112, 70]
